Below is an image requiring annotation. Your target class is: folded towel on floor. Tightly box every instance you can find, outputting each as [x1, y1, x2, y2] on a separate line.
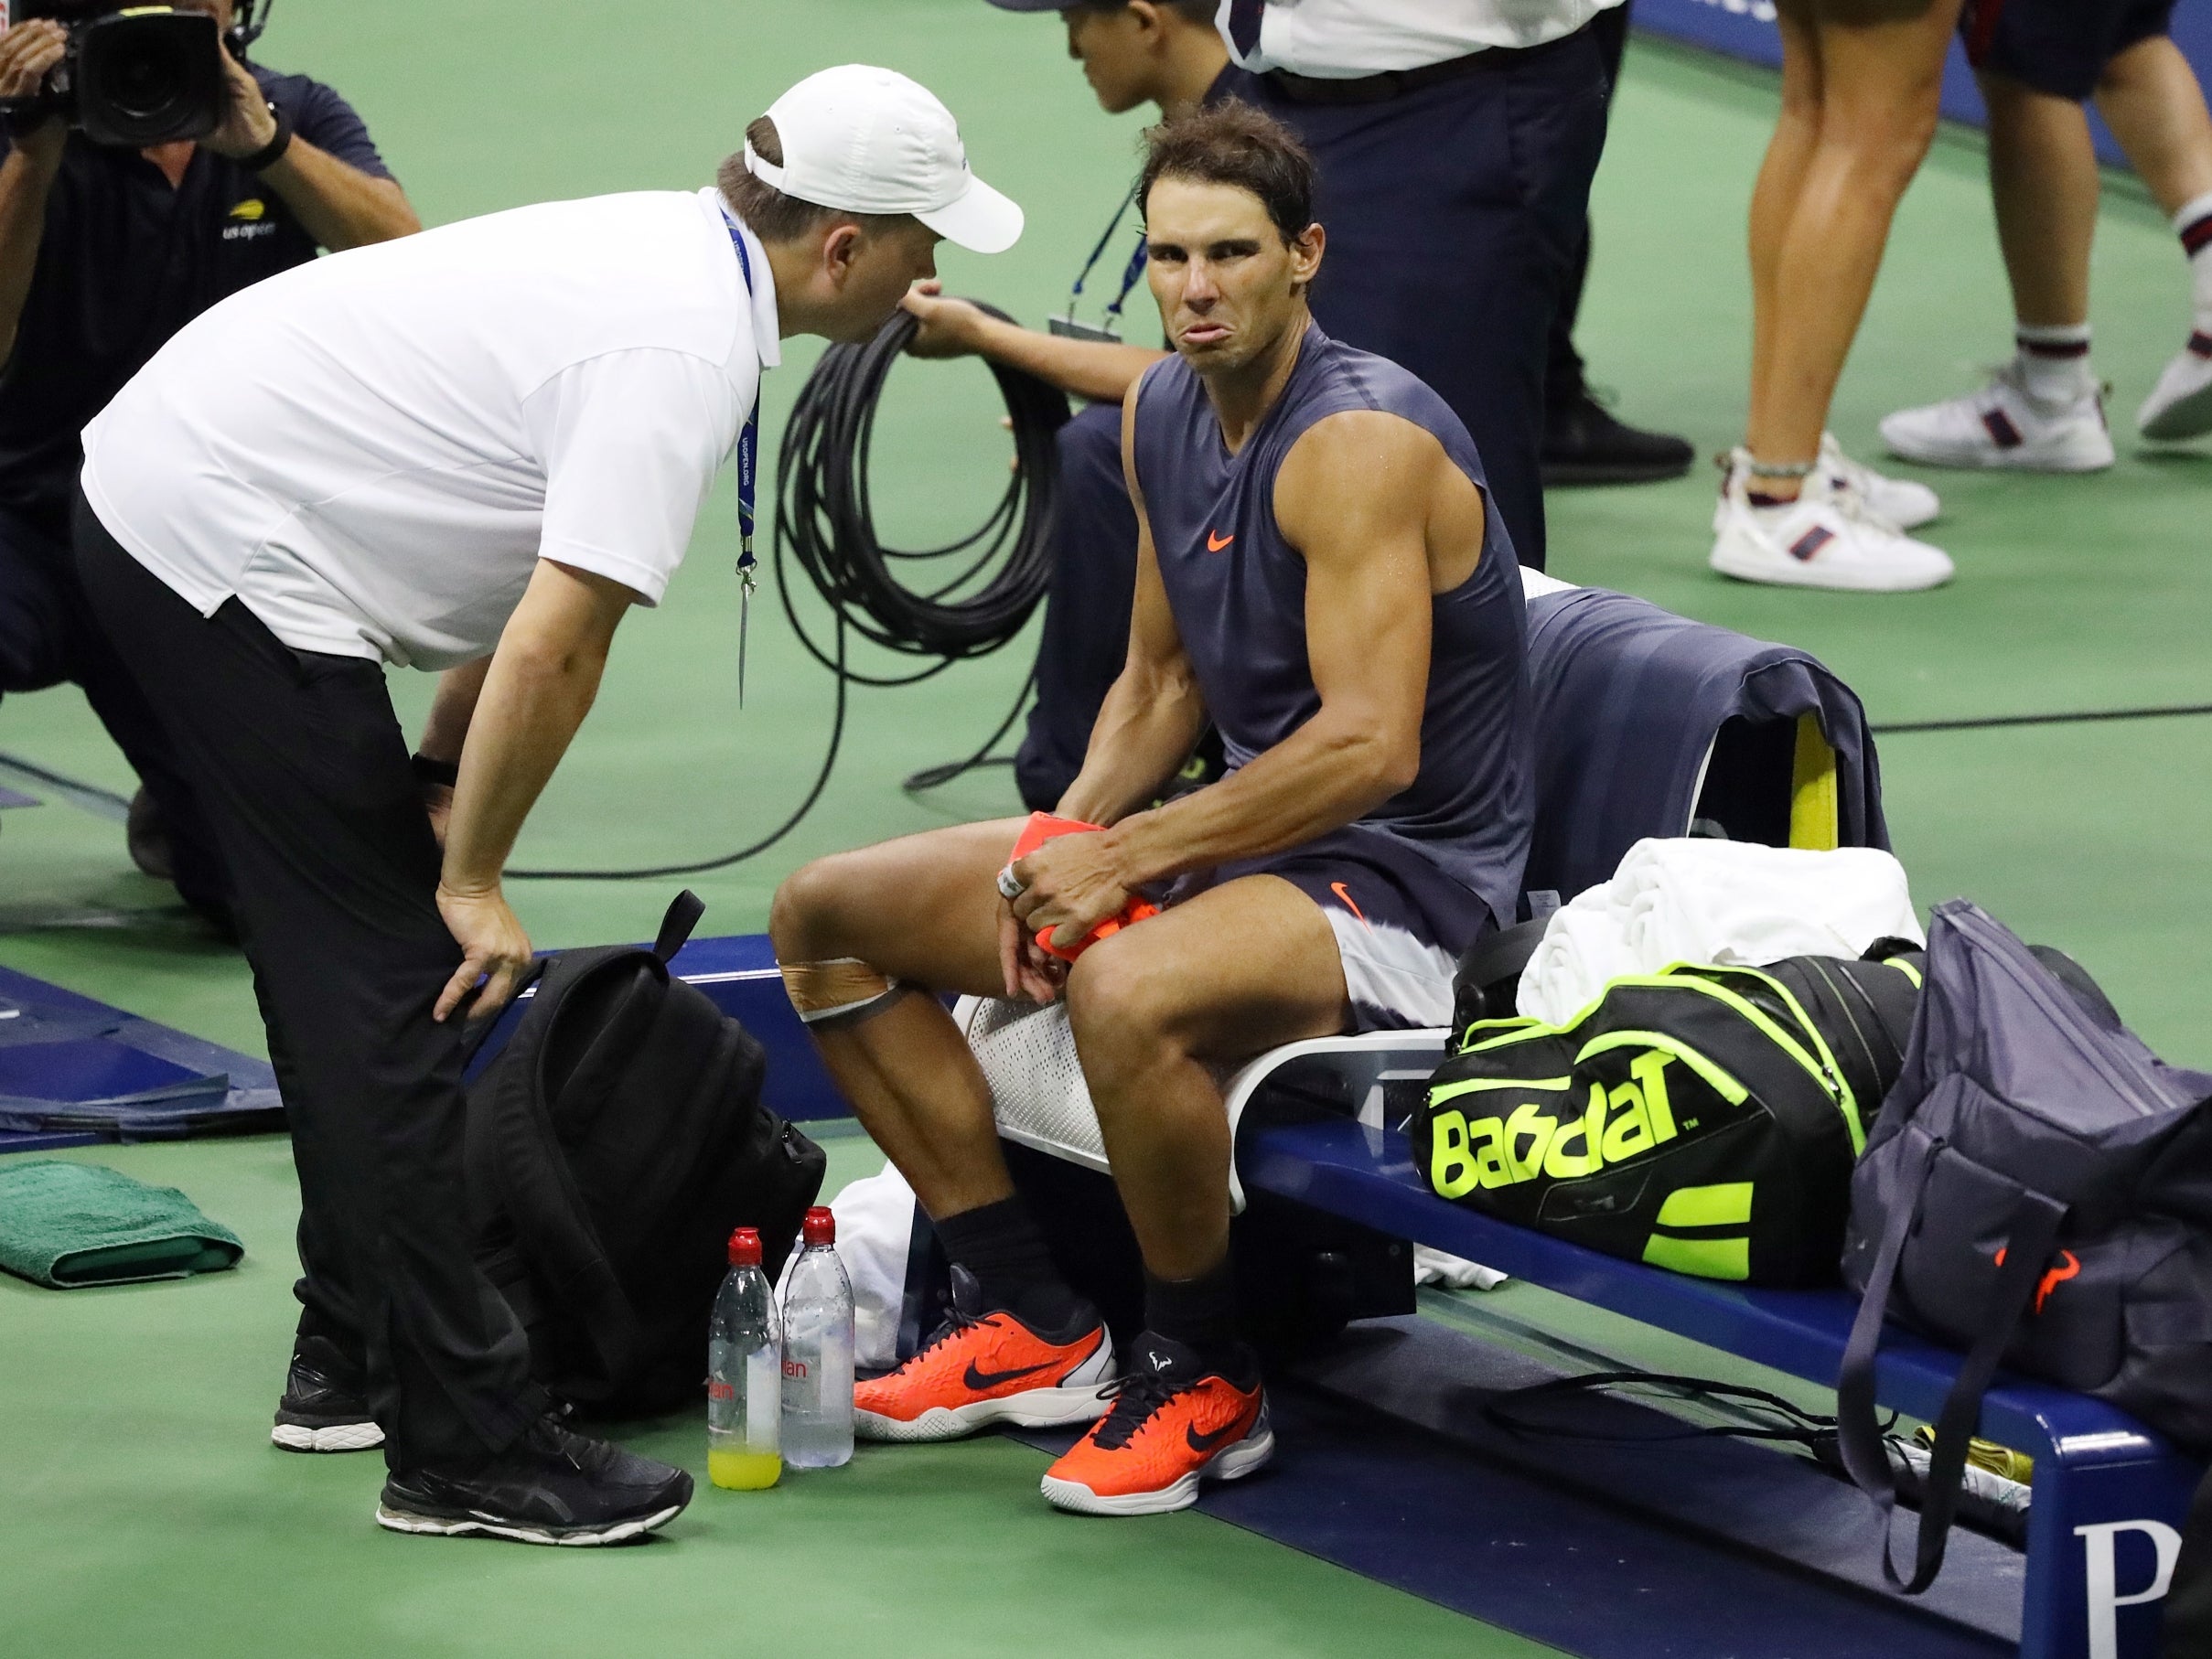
[0, 1160, 243, 1288]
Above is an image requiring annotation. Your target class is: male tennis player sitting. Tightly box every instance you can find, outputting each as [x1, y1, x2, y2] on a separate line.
[770, 102, 1532, 1516]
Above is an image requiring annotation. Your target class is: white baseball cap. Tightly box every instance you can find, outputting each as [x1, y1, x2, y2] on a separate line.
[744, 65, 1024, 254]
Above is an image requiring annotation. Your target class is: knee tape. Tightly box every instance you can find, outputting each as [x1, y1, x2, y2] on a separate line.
[779, 957, 906, 1028]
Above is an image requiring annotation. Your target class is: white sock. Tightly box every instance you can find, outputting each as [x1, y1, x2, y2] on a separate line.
[2175, 187, 2212, 332]
[2013, 322, 2096, 404]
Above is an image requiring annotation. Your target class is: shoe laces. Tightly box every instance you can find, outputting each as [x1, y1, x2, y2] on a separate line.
[897, 1302, 997, 1373]
[1090, 1364, 1187, 1450]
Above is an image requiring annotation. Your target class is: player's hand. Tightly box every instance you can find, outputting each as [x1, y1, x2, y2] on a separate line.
[202, 42, 279, 161]
[900, 281, 986, 358]
[997, 904, 1065, 1004]
[1010, 830, 1133, 955]
[0, 19, 68, 157]
[434, 881, 533, 1023]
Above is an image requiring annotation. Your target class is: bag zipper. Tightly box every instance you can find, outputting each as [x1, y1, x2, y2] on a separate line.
[1804, 957, 1894, 1103]
[1430, 1075, 1573, 1108]
[1672, 966, 1866, 1154]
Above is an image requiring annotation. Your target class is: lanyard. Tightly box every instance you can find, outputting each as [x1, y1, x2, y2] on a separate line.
[1068, 182, 1148, 335]
[724, 212, 762, 707]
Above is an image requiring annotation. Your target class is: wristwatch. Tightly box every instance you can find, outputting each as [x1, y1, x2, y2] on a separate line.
[411, 753, 461, 789]
[238, 102, 293, 172]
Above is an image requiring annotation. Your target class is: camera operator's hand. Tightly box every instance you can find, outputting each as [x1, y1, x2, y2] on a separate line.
[900, 281, 988, 359]
[201, 43, 280, 162]
[0, 19, 68, 162]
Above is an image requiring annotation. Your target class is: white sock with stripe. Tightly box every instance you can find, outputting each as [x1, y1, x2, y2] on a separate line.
[2013, 322, 2095, 404]
[2176, 188, 2212, 348]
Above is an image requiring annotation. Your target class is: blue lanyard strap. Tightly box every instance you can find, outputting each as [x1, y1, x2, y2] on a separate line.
[1069, 182, 1148, 326]
[724, 215, 762, 583]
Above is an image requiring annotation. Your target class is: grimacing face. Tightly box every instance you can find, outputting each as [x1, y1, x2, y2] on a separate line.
[1143, 175, 1321, 375]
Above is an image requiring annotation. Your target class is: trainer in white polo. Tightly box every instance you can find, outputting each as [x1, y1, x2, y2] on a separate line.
[1710, 449, 1954, 594]
[1881, 364, 2115, 473]
[72, 63, 1019, 1547]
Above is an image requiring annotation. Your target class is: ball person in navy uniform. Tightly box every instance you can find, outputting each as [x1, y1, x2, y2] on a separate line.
[0, 0, 417, 927]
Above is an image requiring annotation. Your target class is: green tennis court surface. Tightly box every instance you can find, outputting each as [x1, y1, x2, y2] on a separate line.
[2, 3, 2206, 1654]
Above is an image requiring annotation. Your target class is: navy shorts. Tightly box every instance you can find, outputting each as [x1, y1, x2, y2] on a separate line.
[1165, 824, 1497, 1033]
[1963, 0, 2175, 101]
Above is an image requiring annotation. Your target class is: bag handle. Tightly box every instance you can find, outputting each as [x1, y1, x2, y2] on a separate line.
[1837, 1140, 2067, 1593]
[652, 890, 706, 964]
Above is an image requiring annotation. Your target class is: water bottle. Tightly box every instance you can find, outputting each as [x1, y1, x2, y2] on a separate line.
[707, 1226, 782, 1490]
[779, 1205, 854, 1469]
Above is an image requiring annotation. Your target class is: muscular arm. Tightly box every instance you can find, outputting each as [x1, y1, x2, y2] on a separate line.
[1054, 390, 1208, 824]
[430, 560, 634, 1020]
[1104, 412, 1442, 879]
[903, 284, 1163, 405]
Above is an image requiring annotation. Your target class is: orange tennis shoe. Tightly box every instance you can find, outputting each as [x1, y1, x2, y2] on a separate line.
[1039, 1334, 1273, 1515]
[854, 1271, 1115, 1443]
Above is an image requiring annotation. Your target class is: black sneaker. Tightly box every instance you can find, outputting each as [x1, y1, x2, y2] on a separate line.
[272, 1334, 384, 1453]
[375, 1416, 693, 1546]
[1542, 390, 1695, 487]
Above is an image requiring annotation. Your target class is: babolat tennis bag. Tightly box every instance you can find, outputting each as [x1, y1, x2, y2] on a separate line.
[1835, 899, 2212, 1592]
[1412, 947, 1922, 1287]
[466, 891, 826, 1417]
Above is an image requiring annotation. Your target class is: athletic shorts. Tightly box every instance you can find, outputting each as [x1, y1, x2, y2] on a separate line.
[1165, 824, 1497, 1033]
[1962, 0, 2175, 102]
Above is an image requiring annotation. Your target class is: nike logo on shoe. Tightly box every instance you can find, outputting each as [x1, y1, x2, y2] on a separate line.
[1186, 1419, 1243, 1453]
[961, 1358, 1058, 1390]
[1206, 530, 1234, 551]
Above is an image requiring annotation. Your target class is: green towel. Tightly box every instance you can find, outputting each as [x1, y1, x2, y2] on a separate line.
[0, 1160, 243, 1289]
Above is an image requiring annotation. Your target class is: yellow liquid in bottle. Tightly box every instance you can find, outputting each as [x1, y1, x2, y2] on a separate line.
[708, 1448, 783, 1491]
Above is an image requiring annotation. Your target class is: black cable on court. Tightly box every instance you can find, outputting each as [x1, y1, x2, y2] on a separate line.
[510, 303, 1068, 882]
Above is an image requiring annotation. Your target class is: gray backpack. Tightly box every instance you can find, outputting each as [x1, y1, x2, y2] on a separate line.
[1836, 899, 2212, 1592]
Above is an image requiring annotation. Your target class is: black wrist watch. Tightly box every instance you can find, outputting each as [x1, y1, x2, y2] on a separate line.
[411, 753, 460, 789]
[238, 102, 293, 172]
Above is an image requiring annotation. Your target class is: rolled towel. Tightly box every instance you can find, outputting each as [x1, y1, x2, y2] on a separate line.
[0, 1160, 243, 1289]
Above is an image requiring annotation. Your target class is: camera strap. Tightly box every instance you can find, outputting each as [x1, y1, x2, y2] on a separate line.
[722, 212, 762, 709]
[1056, 183, 1146, 341]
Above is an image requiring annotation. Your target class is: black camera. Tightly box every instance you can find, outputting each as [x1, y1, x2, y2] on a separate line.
[3, 1, 269, 149]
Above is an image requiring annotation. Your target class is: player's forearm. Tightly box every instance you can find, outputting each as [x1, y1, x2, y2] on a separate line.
[417, 657, 493, 763]
[968, 314, 1164, 405]
[1102, 712, 1416, 886]
[0, 138, 62, 363]
[1055, 667, 1208, 826]
[439, 640, 606, 893]
[258, 141, 419, 252]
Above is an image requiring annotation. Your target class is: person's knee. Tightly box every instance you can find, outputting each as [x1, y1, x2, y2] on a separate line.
[768, 853, 859, 961]
[1822, 98, 1941, 192]
[1065, 935, 1185, 1086]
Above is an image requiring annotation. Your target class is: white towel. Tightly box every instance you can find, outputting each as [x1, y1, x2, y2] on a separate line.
[1519, 838, 1923, 1024]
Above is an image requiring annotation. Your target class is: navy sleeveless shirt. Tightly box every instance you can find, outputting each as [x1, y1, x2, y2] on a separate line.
[1131, 325, 1534, 930]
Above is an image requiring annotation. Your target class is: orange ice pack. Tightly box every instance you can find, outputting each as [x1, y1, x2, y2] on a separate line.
[1008, 812, 1158, 963]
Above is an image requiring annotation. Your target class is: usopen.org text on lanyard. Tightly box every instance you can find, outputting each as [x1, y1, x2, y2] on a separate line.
[724, 210, 762, 707]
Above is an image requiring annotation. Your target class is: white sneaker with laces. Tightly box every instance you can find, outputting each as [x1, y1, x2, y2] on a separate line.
[1878, 367, 2113, 473]
[1709, 455, 1954, 594]
[1820, 432, 1942, 527]
[2137, 335, 2212, 441]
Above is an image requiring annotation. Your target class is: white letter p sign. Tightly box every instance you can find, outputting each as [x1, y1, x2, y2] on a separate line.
[2076, 1520, 2183, 1659]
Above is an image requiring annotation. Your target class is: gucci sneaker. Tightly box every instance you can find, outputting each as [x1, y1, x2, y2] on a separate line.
[1880, 367, 2113, 472]
[1709, 454, 1954, 593]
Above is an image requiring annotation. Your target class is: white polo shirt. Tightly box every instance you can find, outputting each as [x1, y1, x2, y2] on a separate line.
[81, 187, 778, 671]
[1217, 0, 1627, 74]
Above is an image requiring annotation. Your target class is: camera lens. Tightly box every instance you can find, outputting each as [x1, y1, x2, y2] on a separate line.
[102, 37, 185, 121]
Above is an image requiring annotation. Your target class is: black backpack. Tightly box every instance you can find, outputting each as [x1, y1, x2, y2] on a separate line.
[1412, 947, 1923, 1287]
[1837, 900, 2212, 1593]
[466, 893, 826, 1418]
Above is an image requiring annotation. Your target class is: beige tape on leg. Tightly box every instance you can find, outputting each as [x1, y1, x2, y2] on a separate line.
[780, 958, 907, 1028]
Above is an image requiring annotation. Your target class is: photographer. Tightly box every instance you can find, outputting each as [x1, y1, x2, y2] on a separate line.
[0, 0, 415, 927]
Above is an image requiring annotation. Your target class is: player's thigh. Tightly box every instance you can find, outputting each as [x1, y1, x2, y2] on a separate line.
[771, 817, 1024, 991]
[1066, 874, 1349, 1067]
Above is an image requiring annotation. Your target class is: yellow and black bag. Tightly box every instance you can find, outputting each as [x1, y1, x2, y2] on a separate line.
[1411, 950, 1921, 1287]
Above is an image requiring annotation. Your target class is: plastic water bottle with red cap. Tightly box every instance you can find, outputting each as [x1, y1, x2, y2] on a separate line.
[707, 1226, 781, 1490]
[779, 1205, 854, 1468]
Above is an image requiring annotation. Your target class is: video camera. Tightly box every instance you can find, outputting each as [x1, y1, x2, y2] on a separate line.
[1, 0, 270, 148]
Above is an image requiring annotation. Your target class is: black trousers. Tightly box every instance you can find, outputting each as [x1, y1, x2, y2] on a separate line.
[73, 494, 540, 1470]
[1251, 28, 1613, 571]
[1546, 0, 1635, 412]
[0, 498, 232, 927]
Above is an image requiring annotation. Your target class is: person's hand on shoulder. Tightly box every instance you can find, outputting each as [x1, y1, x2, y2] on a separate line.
[201, 39, 280, 162]
[0, 19, 69, 164]
[900, 280, 988, 359]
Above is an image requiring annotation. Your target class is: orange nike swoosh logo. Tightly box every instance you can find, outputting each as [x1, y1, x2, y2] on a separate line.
[1207, 530, 1235, 551]
[1330, 882, 1370, 927]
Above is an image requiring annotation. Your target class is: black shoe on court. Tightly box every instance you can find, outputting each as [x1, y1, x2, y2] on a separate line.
[375, 1415, 693, 1547]
[271, 1335, 384, 1453]
[1541, 390, 1695, 487]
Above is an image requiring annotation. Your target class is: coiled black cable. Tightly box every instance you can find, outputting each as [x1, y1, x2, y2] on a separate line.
[511, 304, 1067, 882]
